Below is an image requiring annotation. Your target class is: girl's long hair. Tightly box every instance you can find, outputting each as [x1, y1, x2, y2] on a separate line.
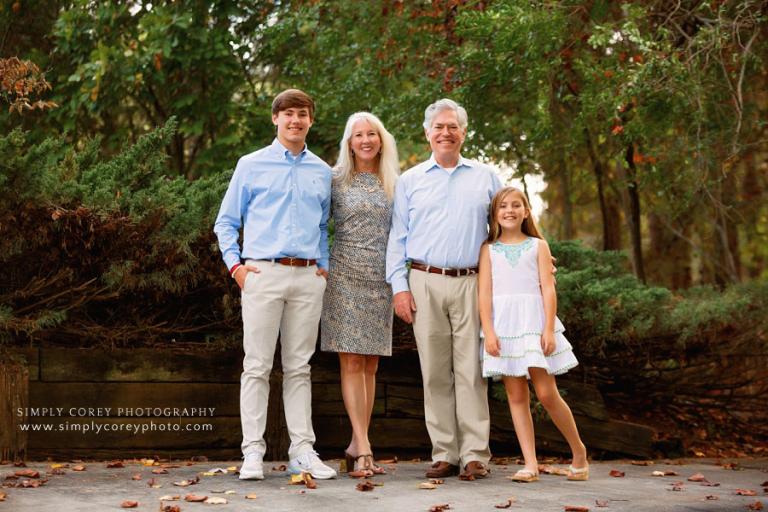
[487, 186, 543, 243]
[334, 112, 399, 201]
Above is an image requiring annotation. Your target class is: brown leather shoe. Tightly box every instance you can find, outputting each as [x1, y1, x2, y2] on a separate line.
[461, 461, 489, 479]
[425, 461, 460, 478]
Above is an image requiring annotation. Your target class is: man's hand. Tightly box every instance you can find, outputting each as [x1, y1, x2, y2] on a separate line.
[316, 267, 329, 279]
[234, 264, 261, 290]
[393, 291, 417, 324]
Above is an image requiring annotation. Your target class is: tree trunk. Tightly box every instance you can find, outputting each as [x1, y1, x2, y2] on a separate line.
[0, 362, 28, 462]
[549, 82, 574, 239]
[621, 145, 646, 283]
[648, 212, 692, 289]
[584, 129, 622, 250]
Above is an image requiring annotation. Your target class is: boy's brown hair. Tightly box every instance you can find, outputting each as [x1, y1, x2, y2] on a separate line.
[271, 89, 315, 120]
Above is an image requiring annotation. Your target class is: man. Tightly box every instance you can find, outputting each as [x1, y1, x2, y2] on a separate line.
[386, 98, 501, 479]
[214, 89, 336, 481]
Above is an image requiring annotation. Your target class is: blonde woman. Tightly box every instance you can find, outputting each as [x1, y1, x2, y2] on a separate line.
[320, 112, 399, 476]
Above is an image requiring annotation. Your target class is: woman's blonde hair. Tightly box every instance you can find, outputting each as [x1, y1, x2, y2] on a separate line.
[487, 186, 542, 243]
[334, 112, 399, 201]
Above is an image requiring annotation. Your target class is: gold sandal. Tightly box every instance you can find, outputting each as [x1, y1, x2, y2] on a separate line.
[567, 464, 589, 481]
[511, 469, 539, 482]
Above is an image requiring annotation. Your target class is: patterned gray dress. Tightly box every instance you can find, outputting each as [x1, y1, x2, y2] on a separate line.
[320, 172, 393, 356]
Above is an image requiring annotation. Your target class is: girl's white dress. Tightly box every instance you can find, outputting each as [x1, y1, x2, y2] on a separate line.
[481, 237, 579, 378]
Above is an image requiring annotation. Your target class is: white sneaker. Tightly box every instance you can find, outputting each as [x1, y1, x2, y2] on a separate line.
[239, 452, 264, 480]
[288, 450, 337, 480]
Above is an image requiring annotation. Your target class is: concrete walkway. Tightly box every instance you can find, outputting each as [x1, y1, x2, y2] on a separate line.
[2, 459, 766, 511]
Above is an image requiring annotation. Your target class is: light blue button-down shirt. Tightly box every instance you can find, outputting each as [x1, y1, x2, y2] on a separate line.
[385, 155, 502, 294]
[214, 138, 332, 271]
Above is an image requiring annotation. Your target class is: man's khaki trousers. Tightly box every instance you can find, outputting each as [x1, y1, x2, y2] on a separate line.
[409, 269, 491, 467]
[240, 261, 326, 459]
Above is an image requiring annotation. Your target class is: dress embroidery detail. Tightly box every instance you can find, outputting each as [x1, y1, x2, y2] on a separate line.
[492, 237, 536, 268]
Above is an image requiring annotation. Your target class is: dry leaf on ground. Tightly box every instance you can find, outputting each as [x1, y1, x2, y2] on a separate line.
[130, 474, 141, 481]
[651, 471, 665, 477]
[0, 491, 6, 501]
[747, 502, 764, 511]
[609, 469, 625, 478]
[173, 476, 200, 487]
[494, 497, 515, 508]
[564, 506, 590, 511]
[669, 482, 684, 492]
[107, 461, 125, 469]
[120, 500, 138, 508]
[245, 493, 258, 499]
[356, 480, 375, 492]
[630, 461, 653, 466]
[161, 506, 181, 512]
[72, 465, 86, 471]
[152, 468, 168, 474]
[158, 495, 180, 501]
[705, 495, 719, 500]
[595, 500, 608, 507]
[429, 504, 450, 512]
[736, 489, 757, 496]
[378, 457, 397, 464]
[419, 482, 438, 489]
[429, 479, 444, 485]
[687, 473, 706, 482]
[272, 464, 287, 471]
[205, 497, 228, 504]
[184, 494, 208, 502]
[49, 468, 66, 476]
[14, 469, 40, 478]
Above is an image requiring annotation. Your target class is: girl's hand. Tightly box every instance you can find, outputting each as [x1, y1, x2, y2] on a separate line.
[485, 334, 501, 357]
[541, 331, 556, 356]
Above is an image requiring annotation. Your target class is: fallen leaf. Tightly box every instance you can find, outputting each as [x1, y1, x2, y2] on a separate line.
[152, 468, 168, 474]
[161, 506, 181, 512]
[50, 463, 66, 469]
[705, 495, 719, 500]
[595, 500, 608, 507]
[0, 492, 6, 501]
[205, 497, 228, 504]
[72, 465, 86, 471]
[688, 473, 706, 482]
[162, 464, 181, 469]
[429, 504, 450, 512]
[245, 493, 258, 499]
[651, 471, 665, 477]
[185, 494, 208, 502]
[130, 473, 141, 481]
[272, 464, 287, 472]
[289, 474, 305, 485]
[761, 481, 768, 487]
[302, 473, 317, 489]
[226, 466, 238, 473]
[419, 482, 438, 490]
[147, 478, 161, 488]
[664, 470, 679, 476]
[158, 495, 180, 501]
[107, 461, 125, 469]
[173, 476, 200, 487]
[429, 479, 445, 485]
[630, 460, 653, 466]
[224, 490, 237, 495]
[14, 469, 40, 478]
[494, 497, 515, 508]
[609, 469, 625, 478]
[700, 480, 720, 487]
[721, 462, 739, 470]
[747, 502, 764, 511]
[13, 461, 26, 467]
[120, 500, 138, 508]
[669, 482, 684, 492]
[356, 480, 375, 492]
[49, 468, 66, 476]
[736, 489, 757, 496]
[141, 459, 155, 466]
[564, 506, 590, 511]
[378, 457, 397, 464]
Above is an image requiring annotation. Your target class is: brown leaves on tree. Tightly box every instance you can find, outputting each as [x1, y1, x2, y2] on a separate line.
[120, 500, 138, 508]
[356, 480, 375, 492]
[0, 57, 57, 114]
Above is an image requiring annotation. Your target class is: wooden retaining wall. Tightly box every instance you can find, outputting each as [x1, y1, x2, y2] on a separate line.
[3, 345, 655, 461]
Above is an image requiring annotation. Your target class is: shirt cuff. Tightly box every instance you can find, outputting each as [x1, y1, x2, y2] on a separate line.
[391, 276, 409, 295]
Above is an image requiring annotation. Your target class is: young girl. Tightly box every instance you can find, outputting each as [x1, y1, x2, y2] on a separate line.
[478, 186, 588, 483]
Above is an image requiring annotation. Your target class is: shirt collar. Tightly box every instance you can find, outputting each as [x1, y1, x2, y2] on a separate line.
[271, 138, 308, 160]
[425, 154, 473, 173]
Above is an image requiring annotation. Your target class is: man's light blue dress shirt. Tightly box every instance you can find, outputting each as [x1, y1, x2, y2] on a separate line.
[385, 155, 502, 294]
[214, 139, 332, 271]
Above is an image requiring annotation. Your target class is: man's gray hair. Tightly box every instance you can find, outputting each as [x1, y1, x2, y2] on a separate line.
[423, 98, 468, 132]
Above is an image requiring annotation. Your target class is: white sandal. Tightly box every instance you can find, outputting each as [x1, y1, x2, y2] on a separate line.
[567, 464, 589, 481]
[510, 469, 539, 482]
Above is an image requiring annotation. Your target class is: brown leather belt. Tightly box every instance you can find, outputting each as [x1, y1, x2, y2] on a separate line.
[411, 261, 478, 277]
[269, 257, 317, 267]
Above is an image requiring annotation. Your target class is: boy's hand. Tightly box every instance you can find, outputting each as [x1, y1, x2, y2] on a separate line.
[235, 264, 261, 290]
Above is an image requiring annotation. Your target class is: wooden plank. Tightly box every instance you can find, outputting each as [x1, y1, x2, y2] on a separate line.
[384, 383, 424, 418]
[26, 447, 244, 461]
[314, 417, 431, 450]
[1, 362, 29, 460]
[40, 347, 244, 383]
[29, 382, 240, 416]
[6, 348, 39, 381]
